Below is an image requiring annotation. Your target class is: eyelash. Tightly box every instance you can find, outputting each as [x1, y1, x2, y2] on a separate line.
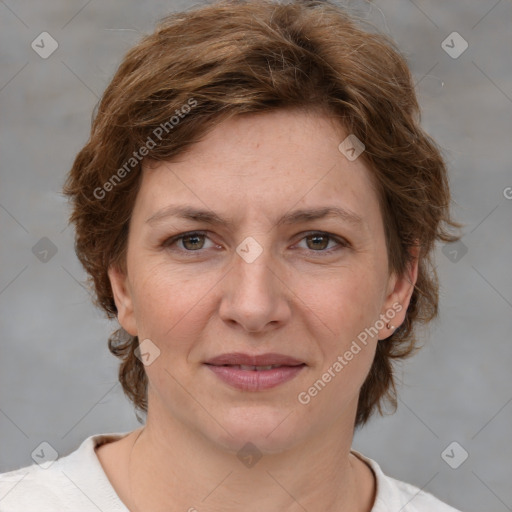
[162, 230, 349, 256]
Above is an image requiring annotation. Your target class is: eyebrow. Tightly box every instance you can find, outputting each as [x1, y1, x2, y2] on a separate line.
[146, 205, 364, 228]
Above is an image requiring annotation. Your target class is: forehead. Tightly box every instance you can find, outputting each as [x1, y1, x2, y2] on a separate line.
[136, 108, 382, 231]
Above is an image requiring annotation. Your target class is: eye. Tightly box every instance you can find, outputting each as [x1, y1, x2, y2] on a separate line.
[163, 231, 216, 252]
[162, 230, 349, 255]
[296, 232, 348, 252]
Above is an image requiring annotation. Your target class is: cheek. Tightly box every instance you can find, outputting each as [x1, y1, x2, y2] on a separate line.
[297, 274, 380, 413]
[129, 262, 218, 346]
[295, 265, 384, 343]
[292, 267, 383, 401]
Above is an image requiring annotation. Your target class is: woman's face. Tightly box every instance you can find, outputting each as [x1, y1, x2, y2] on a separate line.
[109, 108, 415, 453]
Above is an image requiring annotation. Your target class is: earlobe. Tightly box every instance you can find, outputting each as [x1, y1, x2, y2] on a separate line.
[108, 265, 138, 336]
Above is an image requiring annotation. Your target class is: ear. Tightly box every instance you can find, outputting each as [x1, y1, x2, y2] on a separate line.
[378, 245, 420, 340]
[108, 264, 138, 336]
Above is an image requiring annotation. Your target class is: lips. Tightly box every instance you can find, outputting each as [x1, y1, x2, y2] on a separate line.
[224, 364, 285, 371]
[204, 352, 305, 368]
[205, 352, 307, 392]
[204, 353, 306, 391]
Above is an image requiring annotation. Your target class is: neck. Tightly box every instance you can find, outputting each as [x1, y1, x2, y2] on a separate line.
[125, 399, 375, 512]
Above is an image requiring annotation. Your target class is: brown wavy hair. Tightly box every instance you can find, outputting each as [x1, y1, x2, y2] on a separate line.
[63, 0, 460, 428]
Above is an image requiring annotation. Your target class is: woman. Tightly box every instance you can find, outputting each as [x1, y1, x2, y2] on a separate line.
[0, 1, 462, 510]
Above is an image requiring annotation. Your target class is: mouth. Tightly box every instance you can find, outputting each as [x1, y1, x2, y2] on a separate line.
[204, 352, 306, 367]
[208, 364, 304, 371]
[204, 353, 307, 391]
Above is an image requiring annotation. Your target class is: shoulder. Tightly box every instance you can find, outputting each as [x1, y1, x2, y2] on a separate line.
[350, 449, 463, 512]
[0, 464, 70, 512]
[385, 475, 462, 512]
[0, 432, 131, 512]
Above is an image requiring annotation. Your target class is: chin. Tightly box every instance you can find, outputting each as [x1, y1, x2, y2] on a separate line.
[209, 406, 306, 455]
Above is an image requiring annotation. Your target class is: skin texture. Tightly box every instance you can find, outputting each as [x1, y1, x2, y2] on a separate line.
[99, 108, 418, 512]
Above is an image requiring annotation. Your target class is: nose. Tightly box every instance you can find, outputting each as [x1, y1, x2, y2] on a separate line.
[218, 247, 292, 333]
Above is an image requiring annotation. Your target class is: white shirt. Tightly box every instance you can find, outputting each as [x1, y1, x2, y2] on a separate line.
[0, 431, 462, 511]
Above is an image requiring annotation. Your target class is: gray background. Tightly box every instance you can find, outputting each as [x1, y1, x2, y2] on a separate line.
[1, 1, 511, 511]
